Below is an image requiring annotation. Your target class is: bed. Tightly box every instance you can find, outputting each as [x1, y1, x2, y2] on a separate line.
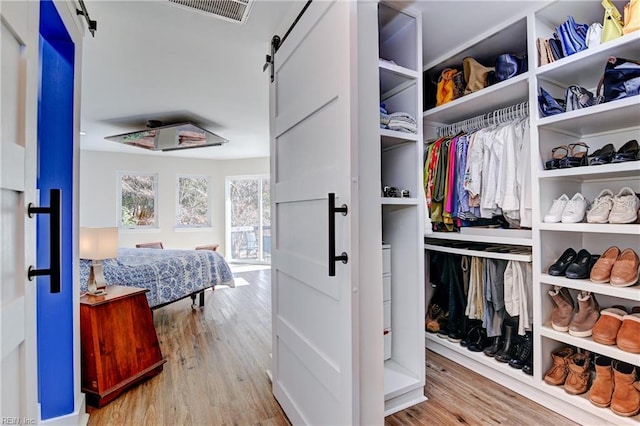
[79, 248, 235, 309]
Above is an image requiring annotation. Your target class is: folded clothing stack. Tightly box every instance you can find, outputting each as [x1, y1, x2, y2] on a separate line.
[380, 103, 390, 129]
[388, 111, 417, 134]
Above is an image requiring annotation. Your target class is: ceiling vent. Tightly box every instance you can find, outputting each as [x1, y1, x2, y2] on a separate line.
[168, 0, 253, 24]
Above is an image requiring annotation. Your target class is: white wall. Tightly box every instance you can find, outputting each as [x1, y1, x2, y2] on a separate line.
[79, 150, 269, 256]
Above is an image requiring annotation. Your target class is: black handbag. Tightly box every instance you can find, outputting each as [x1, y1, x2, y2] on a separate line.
[549, 38, 564, 61]
[597, 57, 640, 102]
[565, 85, 597, 112]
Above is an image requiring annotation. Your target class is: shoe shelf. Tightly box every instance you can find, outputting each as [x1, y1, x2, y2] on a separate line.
[425, 230, 532, 246]
[534, 31, 640, 87]
[383, 359, 423, 402]
[538, 162, 640, 182]
[540, 274, 640, 302]
[537, 223, 640, 235]
[424, 240, 532, 262]
[535, 96, 640, 136]
[422, 73, 529, 125]
[540, 325, 640, 367]
[540, 382, 640, 426]
[425, 333, 535, 385]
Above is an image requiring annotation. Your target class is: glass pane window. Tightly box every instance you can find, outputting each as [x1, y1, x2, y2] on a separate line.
[118, 172, 158, 228]
[177, 175, 210, 227]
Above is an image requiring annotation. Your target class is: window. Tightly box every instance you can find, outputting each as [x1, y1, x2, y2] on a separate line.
[225, 175, 270, 263]
[118, 172, 158, 228]
[176, 175, 211, 227]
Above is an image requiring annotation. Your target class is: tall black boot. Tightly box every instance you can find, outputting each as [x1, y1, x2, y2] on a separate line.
[495, 323, 518, 363]
[508, 330, 533, 369]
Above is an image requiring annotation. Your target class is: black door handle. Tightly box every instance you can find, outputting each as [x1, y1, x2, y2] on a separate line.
[27, 188, 61, 293]
[328, 193, 348, 277]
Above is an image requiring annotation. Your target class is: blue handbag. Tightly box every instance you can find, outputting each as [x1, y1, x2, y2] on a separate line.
[538, 86, 566, 117]
[494, 54, 528, 82]
[556, 16, 589, 56]
[597, 57, 640, 102]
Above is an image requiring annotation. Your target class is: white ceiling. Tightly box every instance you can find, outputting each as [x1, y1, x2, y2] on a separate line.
[80, 0, 548, 160]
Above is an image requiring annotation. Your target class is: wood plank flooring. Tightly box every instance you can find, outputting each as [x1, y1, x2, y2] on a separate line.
[86, 268, 577, 426]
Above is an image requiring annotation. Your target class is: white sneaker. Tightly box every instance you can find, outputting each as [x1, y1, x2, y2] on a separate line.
[587, 189, 614, 223]
[544, 194, 569, 223]
[561, 193, 589, 223]
[608, 187, 640, 224]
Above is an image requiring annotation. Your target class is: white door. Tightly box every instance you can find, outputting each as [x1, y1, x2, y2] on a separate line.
[270, 1, 359, 425]
[0, 1, 39, 420]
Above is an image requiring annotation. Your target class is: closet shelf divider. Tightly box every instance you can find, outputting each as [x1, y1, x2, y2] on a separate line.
[538, 161, 640, 182]
[426, 230, 533, 246]
[539, 274, 640, 302]
[424, 243, 532, 262]
[538, 223, 640, 235]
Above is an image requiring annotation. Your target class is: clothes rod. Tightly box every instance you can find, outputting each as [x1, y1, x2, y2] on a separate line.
[437, 101, 529, 138]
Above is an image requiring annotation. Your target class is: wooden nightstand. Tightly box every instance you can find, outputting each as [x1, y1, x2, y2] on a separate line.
[80, 285, 166, 408]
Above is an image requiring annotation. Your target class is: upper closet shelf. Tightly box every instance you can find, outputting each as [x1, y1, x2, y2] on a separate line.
[536, 32, 640, 87]
[381, 197, 419, 206]
[379, 60, 418, 97]
[536, 96, 640, 136]
[423, 74, 529, 125]
[539, 161, 640, 182]
[426, 229, 532, 246]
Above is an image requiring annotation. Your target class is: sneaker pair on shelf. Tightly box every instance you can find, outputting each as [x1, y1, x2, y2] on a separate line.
[544, 193, 590, 223]
[587, 187, 640, 224]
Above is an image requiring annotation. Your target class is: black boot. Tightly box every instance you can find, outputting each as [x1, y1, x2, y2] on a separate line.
[522, 356, 533, 376]
[495, 323, 518, 363]
[508, 331, 533, 369]
[483, 336, 503, 357]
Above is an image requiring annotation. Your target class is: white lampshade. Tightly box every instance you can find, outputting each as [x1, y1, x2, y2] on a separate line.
[79, 227, 118, 260]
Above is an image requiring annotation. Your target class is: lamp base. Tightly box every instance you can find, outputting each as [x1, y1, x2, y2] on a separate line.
[87, 260, 108, 296]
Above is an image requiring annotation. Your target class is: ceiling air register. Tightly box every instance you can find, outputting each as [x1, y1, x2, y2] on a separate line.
[105, 121, 228, 152]
[167, 0, 253, 24]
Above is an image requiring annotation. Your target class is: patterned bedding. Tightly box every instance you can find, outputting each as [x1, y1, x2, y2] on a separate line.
[80, 248, 235, 308]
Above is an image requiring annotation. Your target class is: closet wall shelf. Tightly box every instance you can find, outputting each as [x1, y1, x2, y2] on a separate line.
[538, 223, 640, 235]
[379, 60, 418, 94]
[540, 325, 640, 367]
[424, 242, 532, 262]
[535, 96, 640, 135]
[425, 333, 535, 385]
[380, 128, 419, 142]
[540, 274, 640, 302]
[534, 31, 640, 86]
[422, 73, 529, 125]
[381, 197, 418, 206]
[426, 230, 532, 246]
[542, 382, 640, 425]
[538, 162, 640, 182]
[383, 359, 423, 402]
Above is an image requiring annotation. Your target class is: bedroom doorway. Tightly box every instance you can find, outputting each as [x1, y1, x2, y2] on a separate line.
[225, 175, 270, 264]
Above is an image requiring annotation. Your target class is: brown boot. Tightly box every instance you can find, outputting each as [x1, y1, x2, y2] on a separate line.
[564, 351, 591, 395]
[549, 286, 574, 332]
[589, 356, 614, 407]
[544, 347, 574, 386]
[611, 361, 640, 417]
[425, 304, 445, 333]
[592, 307, 626, 345]
[616, 313, 640, 353]
[568, 291, 600, 337]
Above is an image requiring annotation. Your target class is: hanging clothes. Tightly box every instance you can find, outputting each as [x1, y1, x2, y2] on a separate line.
[504, 260, 533, 336]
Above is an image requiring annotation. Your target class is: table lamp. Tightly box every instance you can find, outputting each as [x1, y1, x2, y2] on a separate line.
[79, 227, 118, 295]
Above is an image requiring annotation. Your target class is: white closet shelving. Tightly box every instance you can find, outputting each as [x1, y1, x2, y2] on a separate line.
[423, 1, 640, 424]
[378, 2, 426, 416]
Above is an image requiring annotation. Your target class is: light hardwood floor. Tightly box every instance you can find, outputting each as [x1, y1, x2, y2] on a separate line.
[86, 269, 577, 426]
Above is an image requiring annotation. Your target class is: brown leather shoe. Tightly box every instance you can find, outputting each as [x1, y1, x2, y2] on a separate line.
[610, 248, 640, 287]
[592, 307, 626, 345]
[611, 361, 640, 417]
[589, 356, 614, 408]
[617, 313, 640, 354]
[564, 352, 591, 395]
[590, 246, 620, 283]
[544, 347, 574, 386]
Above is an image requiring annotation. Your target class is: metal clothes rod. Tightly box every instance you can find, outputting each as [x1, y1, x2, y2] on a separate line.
[437, 101, 529, 138]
